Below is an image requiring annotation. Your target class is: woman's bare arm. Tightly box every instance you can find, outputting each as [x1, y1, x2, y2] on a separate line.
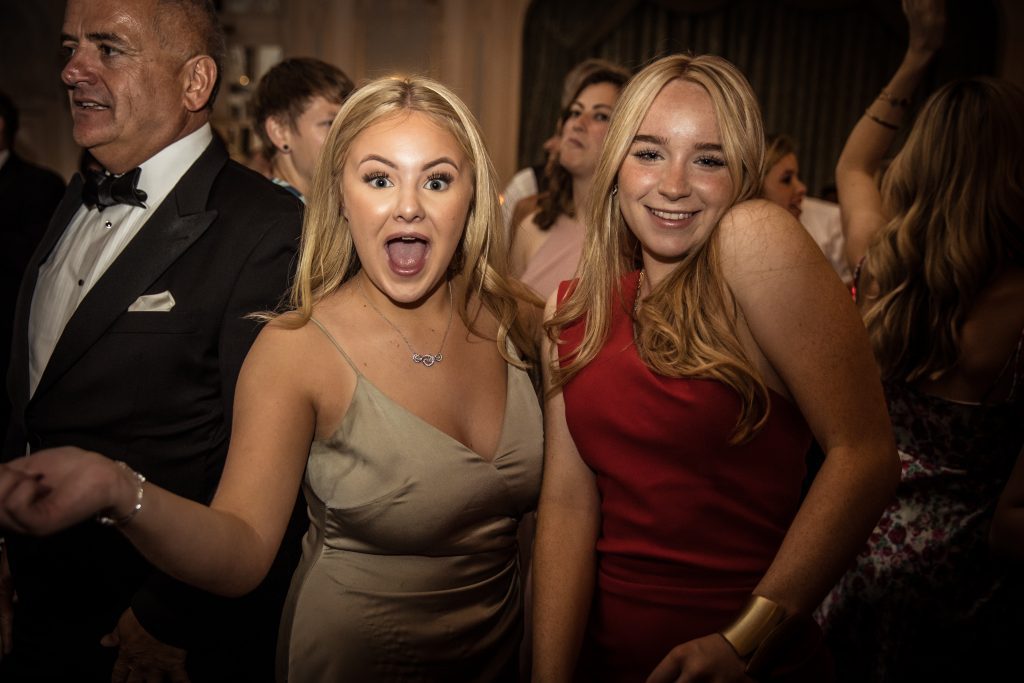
[837, 0, 945, 271]
[531, 293, 601, 683]
[0, 322, 319, 597]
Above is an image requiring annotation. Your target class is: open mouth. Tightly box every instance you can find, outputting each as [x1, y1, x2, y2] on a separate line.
[385, 234, 430, 275]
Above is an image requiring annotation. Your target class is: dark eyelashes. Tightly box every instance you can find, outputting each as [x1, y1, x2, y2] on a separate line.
[632, 148, 660, 160]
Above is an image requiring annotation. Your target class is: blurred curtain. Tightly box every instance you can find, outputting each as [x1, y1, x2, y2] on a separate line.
[518, 0, 998, 195]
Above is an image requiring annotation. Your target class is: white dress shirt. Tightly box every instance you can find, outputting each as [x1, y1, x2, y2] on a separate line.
[27, 124, 214, 397]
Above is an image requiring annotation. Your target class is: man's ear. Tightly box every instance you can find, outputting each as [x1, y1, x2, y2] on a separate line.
[182, 55, 217, 112]
[265, 116, 293, 154]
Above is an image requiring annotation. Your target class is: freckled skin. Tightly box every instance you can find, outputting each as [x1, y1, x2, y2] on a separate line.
[617, 80, 734, 283]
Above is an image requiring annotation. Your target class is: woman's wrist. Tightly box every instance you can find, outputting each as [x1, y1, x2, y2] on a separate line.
[719, 594, 788, 660]
[718, 594, 823, 679]
[902, 45, 937, 72]
[96, 461, 146, 527]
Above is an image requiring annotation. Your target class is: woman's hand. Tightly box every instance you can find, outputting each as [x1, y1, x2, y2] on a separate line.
[646, 634, 754, 683]
[0, 447, 135, 535]
[904, 0, 946, 55]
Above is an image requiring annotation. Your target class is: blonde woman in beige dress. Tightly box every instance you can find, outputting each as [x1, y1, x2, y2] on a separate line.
[0, 76, 542, 682]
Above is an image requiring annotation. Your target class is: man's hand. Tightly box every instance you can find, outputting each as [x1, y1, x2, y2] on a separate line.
[0, 544, 13, 655]
[646, 633, 754, 683]
[101, 608, 190, 683]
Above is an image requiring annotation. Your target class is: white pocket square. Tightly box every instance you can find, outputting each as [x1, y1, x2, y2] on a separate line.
[128, 291, 176, 312]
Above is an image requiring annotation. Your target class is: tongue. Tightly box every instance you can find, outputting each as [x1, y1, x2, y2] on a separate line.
[387, 239, 427, 271]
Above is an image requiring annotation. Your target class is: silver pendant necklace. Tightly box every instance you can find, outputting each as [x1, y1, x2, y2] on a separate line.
[359, 278, 454, 368]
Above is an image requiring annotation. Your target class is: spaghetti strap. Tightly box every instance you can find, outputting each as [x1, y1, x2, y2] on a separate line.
[979, 324, 1024, 404]
[308, 317, 361, 376]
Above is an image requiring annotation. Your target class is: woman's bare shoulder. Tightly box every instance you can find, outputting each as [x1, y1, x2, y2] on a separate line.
[959, 268, 1024, 374]
[717, 199, 824, 278]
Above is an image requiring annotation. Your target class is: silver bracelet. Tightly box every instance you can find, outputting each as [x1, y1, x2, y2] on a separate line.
[96, 461, 146, 527]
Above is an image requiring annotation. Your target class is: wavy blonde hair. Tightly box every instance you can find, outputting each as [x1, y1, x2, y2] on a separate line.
[863, 77, 1024, 383]
[547, 53, 767, 442]
[273, 75, 535, 363]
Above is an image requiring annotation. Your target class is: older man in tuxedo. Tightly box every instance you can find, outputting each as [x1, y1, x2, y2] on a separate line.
[0, 0, 303, 680]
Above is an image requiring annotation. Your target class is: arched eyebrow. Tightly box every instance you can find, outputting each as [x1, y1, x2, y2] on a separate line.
[632, 134, 667, 146]
[423, 157, 459, 171]
[631, 134, 723, 153]
[358, 154, 397, 169]
[358, 155, 460, 172]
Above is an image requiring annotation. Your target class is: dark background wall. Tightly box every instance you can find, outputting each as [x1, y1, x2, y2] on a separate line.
[0, 0, 1018, 190]
[518, 0, 1003, 196]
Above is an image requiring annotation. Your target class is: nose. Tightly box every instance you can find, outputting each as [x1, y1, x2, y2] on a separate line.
[394, 184, 424, 222]
[794, 176, 807, 201]
[658, 160, 691, 201]
[61, 49, 94, 88]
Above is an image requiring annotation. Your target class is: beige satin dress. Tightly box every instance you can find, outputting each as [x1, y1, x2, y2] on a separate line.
[276, 319, 542, 682]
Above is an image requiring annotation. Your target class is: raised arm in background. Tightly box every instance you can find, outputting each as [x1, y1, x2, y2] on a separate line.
[837, 0, 945, 272]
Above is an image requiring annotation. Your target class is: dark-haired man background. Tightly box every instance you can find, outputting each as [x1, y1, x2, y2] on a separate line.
[1, 0, 302, 680]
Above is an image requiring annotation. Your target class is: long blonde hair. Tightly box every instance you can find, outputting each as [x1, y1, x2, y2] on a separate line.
[276, 75, 535, 363]
[547, 54, 767, 442]
[863, 77, 1024, 383]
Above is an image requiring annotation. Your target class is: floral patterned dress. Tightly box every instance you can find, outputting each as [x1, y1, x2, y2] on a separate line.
[817, 346, 1024, 682]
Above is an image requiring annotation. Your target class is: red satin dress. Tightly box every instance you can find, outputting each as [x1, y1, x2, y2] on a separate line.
[558, 273, 813, 682]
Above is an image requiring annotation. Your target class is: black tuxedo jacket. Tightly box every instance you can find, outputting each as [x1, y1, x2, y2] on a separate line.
[0, 153, 65, 446]
[2, 137, 302, 681]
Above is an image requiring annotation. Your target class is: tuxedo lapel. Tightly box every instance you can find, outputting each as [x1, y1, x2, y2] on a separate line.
[30, 139, 228, 401]
[6, 175, 87, 412]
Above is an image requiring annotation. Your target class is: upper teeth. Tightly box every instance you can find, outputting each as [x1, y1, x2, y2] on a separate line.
[651, 209, 694, 220]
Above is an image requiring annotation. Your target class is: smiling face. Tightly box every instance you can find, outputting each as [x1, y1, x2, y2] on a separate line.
[617, 79, 734, 284]
[558, 81, 621, 180]
[60, 0, 203, 173]
[762, 152, 806, 218]
[341, 111, 473, 305]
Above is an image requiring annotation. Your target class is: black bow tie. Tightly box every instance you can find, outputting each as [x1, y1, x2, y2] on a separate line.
[82, 167, 148, 211]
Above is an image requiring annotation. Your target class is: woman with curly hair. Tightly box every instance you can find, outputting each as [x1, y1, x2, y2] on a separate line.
[817, 1, 1024, 681]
